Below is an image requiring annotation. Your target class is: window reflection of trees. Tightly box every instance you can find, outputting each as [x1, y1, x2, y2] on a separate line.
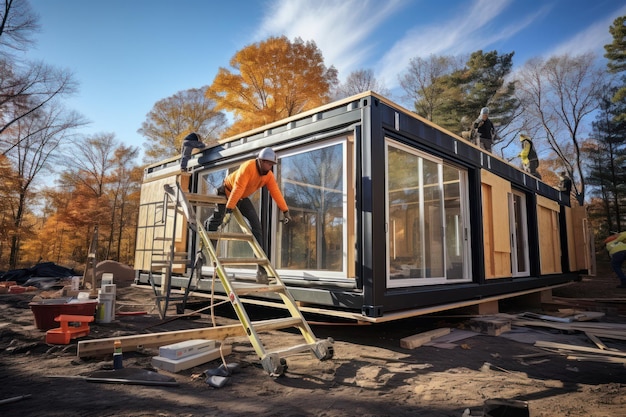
[387, 143, 466, 282]
[279, 144, 344, 271]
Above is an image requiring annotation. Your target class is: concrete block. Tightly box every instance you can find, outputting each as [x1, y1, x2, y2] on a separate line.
[158, 339, 216, 360]
[152, 343, 231, 373]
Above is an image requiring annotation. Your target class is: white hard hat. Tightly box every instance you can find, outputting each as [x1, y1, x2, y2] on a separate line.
[257, 147, 277, 164]
[480, 107, 489, 115]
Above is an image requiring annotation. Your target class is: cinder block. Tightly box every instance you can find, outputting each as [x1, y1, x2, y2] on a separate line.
[152, 343, 231, 373]
[158, 339, 216, 360]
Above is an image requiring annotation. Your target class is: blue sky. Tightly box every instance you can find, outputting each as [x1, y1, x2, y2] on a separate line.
[24, 0, 626, 160]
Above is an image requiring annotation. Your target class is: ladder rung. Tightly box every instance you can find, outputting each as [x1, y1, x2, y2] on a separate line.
[205, 232, 253, 241]
[152, 251, 188, 257]
[218, 257, 265, 266]
[234, 284, 285, 296]
[250, 317, 303, 331]
[151, 261, 188, 267]
[184, 193, 227, 206]
[265, 342, 315, 358]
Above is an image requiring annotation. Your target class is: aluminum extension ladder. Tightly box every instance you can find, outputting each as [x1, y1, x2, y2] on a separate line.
[162, 182, 334, 376]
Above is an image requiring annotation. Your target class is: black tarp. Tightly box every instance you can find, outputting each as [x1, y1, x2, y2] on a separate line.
[0, 262, 77, 288]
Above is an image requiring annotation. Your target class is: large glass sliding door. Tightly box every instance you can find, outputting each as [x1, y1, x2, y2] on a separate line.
[386, 139, 470, 287]
[274, 140, 347, 278]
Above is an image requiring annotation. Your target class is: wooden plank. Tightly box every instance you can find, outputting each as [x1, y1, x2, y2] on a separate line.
[585, 332, 608, 350]
[184, 193, 226, 205]
[77, 317, 301, 357]
[400, 328, 451, 349]
[534, 340, 626, 358]
[566, 354, 626, 364]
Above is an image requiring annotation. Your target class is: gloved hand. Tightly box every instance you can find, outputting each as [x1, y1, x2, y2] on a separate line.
[282, 210, 292, 225]
[222, 209, 233, 227]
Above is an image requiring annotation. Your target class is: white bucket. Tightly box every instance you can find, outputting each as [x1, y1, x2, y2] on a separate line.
[96, 292, 116, 323]
[102, 283, 116, 295]
[101, 273, 114, 287]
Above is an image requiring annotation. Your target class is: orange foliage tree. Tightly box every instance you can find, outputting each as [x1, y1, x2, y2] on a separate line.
[207, 36, 338, 137]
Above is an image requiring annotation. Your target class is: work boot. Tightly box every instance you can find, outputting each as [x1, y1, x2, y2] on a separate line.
[256, 268, 269, 284]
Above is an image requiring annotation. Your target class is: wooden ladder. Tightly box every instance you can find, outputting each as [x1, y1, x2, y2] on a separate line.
[162, 182, 334, 376]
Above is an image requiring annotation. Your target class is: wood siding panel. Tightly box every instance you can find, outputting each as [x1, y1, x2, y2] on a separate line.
[537, 195, 561, 275]
[481, 170, 511, 279]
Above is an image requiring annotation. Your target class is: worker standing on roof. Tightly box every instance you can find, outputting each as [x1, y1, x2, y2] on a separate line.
[472, 107, 495, 152]
[605, 232, 626, 289]
[180, 132, 206, 171]
[518, 133, 541, 179]
[206, 147, 292, 284]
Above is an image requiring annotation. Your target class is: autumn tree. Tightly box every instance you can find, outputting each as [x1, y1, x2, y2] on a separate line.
[334, 69, 390, 99]
[20, 133, 142, 268]
[604, 15, 626, 122]
[139, 87, 226, 164]
[514, 53, 606, 206]
[206, 36, 338, 137]
[3, 102, 86, 268]
[106, 145, 142, 263]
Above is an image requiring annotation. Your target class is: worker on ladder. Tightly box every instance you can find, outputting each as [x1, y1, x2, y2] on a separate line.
[205, 147, 292, 284]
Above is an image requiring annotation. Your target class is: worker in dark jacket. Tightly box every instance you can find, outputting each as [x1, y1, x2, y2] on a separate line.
[605, 232, 626, 288]
[206, 147, 292, 283]
[180, 132, 206, 170]
[472, 107, 495, 152]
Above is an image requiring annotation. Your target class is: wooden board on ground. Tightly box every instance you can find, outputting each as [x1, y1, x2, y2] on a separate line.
[400, 328, 451, 349]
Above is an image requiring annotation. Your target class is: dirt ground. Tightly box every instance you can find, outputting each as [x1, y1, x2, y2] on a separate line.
[1, 262, 625, 417]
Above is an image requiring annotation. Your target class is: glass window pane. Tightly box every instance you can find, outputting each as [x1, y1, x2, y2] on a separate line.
[388, 147, 422, 279]
[277, 143, 344, 271]
[443, 165, 464, 279]
[423, 158, 444, 278]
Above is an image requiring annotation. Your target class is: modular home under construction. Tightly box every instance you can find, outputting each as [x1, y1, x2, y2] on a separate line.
[134, 92, 593, 321]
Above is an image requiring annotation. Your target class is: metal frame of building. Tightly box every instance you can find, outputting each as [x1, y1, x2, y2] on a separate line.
[134, 92, 592, 320]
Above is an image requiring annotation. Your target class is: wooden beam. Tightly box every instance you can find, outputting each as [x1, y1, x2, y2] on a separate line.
[77, 317, 300, 357]
[534, 340, 626, 358]
[400, 328, 450, 349]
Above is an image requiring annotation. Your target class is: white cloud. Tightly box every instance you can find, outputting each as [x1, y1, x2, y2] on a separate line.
[256, 0, 405, 76]
[547, 4, 626, 59]
[375, 0, 537, 90]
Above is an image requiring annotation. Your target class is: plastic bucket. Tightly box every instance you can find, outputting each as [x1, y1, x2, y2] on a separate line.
[101, 272, 114, 287]
[96, 292, 116, 323]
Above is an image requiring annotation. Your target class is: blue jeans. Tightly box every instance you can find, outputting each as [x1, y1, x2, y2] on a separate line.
[610, 250, 626, 284]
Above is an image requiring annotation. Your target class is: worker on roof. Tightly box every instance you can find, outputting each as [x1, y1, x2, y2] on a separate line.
[472, 107, 495, 152]
[604, 232, 626, 289]
[180, 132, 206, 171]
[518, 133, 541, 179]
[205, 147, 292, 284]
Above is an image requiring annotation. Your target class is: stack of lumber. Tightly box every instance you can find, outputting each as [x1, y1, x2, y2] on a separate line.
[550, 296, 626, 315]
[510, 312, 626, 365]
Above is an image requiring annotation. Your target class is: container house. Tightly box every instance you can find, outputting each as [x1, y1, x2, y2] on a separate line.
[134, 92, 592, 320]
